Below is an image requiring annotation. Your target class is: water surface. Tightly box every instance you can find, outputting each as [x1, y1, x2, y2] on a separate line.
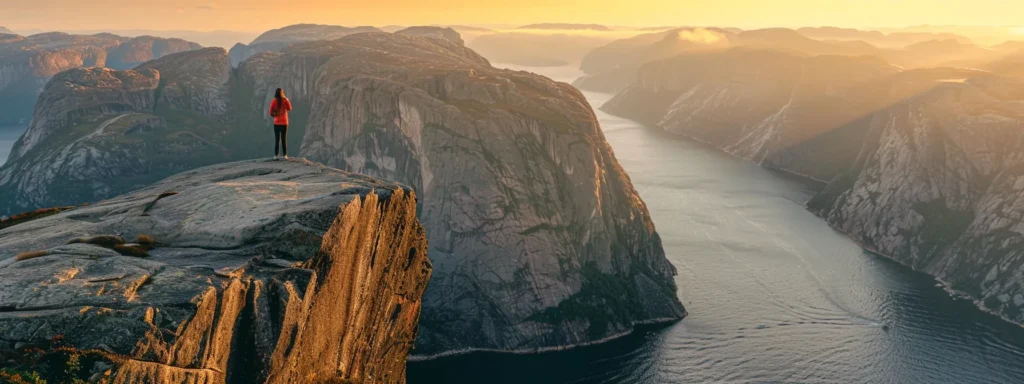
[404, 65, 1024, 383]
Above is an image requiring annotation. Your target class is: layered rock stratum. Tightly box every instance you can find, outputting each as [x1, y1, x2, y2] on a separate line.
[603, 46, 1024, 325]
[0, 158, 433, 383]
[0, 32, 201, 126]
[1, 29, 685, 357]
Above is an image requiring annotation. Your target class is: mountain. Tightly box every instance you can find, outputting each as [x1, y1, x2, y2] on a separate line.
[0, 48, 236, 213]
[575, 27, 733, 92]
[0, 30, 685, 357]
[395, 26, 465, 45]
[227, 24, 381, 66]
[0, 159, 432, 383]
[0, 26, 11, 34]
[807, 76, 1024, 324]
[888, 39, 1002, 68]
[517, 23, 613, 31]
[574, 27, 883, 93]
[0, 32, 201, 126]
[796, 27, 972, 47]
[105, 35, 202, 69]
[602, 49, 902, 180]
[602, 48, 1024, 325]
[987, 52, 1024, 78]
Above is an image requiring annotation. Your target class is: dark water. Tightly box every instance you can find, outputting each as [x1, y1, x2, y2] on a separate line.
[406, 64, 1024, 383]
[0, 124, 26, 166]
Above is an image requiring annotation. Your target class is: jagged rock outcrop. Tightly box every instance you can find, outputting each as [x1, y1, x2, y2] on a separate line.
[236, 32, 685, 356]
[0, 48, 235, 215]
[807, 76, 1024, 324]
[228, 24, 381, 67]
[396, 26, 464, 46]
[0, 32, 201, 126]
[0, 159, 432, 383]
[1, 30, 685, 357]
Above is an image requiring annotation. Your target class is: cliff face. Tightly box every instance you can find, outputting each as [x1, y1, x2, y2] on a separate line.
[0, 33, 201, 126]
[602, 45, 1024, 325]
[0, 48, 235, 215]
[228, 24, 382, 67]
[808, 77, 1024, 323]
[0, 159, 432, 383]
[238, 32, 685, 356]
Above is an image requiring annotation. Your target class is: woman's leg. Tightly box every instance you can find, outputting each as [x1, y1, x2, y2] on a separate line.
[281, 125, 288, 157]
[274, 126, 281, 156]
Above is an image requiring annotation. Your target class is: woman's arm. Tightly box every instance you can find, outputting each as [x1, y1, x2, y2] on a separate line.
[284, 98, 293, 111]
[269, 99, 277, 116]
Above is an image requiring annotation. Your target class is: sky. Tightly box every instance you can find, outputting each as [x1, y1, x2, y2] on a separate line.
[3, 0, 1024, 32]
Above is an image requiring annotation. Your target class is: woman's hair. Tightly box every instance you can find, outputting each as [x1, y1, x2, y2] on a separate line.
[273, 88, 285, 115]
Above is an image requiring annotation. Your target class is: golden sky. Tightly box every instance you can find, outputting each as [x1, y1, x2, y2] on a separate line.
[4, 0, 1024, 32]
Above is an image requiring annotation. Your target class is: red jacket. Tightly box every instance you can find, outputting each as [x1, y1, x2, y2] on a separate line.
[270, 98, 293, 125]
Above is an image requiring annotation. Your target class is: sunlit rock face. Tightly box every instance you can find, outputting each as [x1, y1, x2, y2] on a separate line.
[227, 24, 382, 67]
[0, 33, 201, 126]
[0, 158, 432, 384]
[231, 31, 686, 356]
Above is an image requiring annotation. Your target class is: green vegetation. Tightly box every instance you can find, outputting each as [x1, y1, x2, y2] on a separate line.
[0, 335, 113, 384]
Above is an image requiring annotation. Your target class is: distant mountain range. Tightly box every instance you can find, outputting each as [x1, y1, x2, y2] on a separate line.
[573, 26, 1023, 93]
[0, 32, 202, 127]
[517, 23, 613, 31]
[6, 28, 257, 48]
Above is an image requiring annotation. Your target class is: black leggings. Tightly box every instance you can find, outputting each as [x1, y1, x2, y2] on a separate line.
[274, 125, 288, 156]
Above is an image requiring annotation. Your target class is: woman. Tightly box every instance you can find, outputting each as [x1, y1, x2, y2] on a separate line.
[269, 88, 293, 158]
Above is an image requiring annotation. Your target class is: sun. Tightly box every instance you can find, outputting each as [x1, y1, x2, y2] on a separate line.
[1011, 27, 1024, 36]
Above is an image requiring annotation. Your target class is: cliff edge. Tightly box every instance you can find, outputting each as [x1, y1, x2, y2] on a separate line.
[0, 159, 432, 383]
